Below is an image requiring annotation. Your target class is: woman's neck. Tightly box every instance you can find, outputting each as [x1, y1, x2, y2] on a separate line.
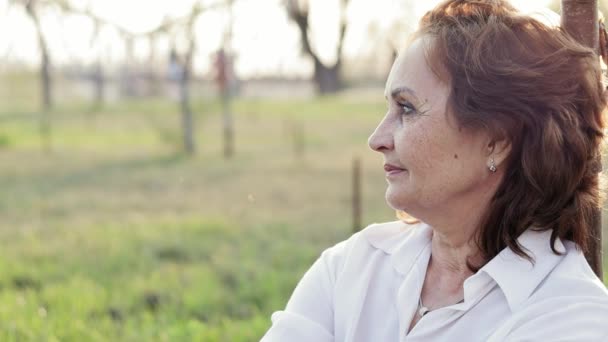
[418, 228, 483, 312]
[430, 228, 483, 275]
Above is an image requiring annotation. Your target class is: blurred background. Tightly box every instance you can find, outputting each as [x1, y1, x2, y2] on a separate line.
[0, 0, 605, 340]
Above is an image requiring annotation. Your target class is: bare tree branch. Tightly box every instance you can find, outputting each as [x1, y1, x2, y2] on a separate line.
[22, 0, 52, 110]
[335, 0, 349, 68]
[40, 0, 225, 38]
[285, 0, 350, 93]
[286, 0, 320, 66]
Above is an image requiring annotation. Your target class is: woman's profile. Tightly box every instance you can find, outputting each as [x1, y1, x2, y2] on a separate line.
[262, 0, 608, 340]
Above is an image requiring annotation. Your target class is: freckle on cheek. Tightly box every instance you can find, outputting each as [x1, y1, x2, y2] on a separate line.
[454, 154, 458, 159]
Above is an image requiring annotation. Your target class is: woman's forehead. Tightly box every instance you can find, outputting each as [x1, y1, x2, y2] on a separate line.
[385, 38, 447, 102]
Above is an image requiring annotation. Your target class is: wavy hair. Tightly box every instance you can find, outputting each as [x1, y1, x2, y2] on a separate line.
[402, 0, 606, 266]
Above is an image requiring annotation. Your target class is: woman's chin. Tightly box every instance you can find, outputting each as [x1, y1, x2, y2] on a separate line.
[385, 187, 411, 211]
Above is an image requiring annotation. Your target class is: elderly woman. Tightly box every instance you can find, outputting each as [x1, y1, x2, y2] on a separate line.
[262, 0, 608, 340]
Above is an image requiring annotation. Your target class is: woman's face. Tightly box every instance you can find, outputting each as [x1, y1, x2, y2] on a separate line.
[368, 38, 493, 216]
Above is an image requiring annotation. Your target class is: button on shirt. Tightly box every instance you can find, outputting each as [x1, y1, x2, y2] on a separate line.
[261, 221, 608, 341]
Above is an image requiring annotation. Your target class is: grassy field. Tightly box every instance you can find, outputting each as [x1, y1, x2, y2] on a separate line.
[0, 88, 398, 340]
[0, 81, 606, 340]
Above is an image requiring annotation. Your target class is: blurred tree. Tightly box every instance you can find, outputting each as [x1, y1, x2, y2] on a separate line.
[215, 48, 234, 158]
[91, 61, 104, 109]
[170, 0, 226, 155]
[560, 0, 603, 279]
[120, 34, 137, 97]
[179, 8, 198, 155]
[22, 0, 52, 111]
[548, 0, 608, 17]
[286, 0, 349, 94]
[220, 0, 235, 159]
[92, 69, 105, 111]
[11, 0, 54, 151]
[165, 3, 206, 155]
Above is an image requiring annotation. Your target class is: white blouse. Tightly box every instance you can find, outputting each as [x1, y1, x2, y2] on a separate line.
[261, 221, 608, 341]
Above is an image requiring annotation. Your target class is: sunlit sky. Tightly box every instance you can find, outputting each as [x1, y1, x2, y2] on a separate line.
[0, 0, 551, 77]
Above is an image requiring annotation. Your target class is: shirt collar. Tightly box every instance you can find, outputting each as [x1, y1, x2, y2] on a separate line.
[480, 228, 566, 312]
[363, 221, 566, 312]
[362, 220, 432, 276]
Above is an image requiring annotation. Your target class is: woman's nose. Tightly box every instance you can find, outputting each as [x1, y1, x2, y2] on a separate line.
[368, 118, 394, 152]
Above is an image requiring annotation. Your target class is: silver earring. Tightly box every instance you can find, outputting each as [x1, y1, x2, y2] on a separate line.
[489, 157, 497, 173]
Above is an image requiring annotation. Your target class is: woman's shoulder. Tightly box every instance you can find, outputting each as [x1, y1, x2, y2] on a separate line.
[360, 219, 423, 250]
[487, 236, 608, 341]
[324, 220, 424, 258]
[531, 238, 608, 300]
[489, 288, 608, 341]
[317, 220, 429, 280]
[261, 221, 425, 341]
[526, 251, 608, 315]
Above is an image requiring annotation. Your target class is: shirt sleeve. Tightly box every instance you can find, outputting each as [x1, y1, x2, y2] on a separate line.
[260, 240, 348, 342]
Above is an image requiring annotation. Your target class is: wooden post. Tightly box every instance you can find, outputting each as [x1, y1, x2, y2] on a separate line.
[222, 90, 234, 158]
[561, 0, 603, 279]
[352, 156, 362, 233]
[223, 0, 235, 159]
[292, 121, 305, 160]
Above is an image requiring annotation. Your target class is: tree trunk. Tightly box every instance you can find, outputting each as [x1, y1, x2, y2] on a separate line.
[222, 91, 233, 158]
[40, 49, 52, 152]
[93, 62, 104, 107]
[314, 60, 342, 94]
[27, 3, 52, 110]
[561, 0, 603, 280]
[24, 1, 53, 152]
[41, 50, 51, 110]
[287, 0, 348, 95]
[180, 16, 197, 155]
[179, 73, 195, 154]
[122, 36, 136, 97]
[222, 0, 235, 158]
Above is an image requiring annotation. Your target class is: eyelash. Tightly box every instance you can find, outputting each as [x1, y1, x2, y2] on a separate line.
[398, 101, 417, 116]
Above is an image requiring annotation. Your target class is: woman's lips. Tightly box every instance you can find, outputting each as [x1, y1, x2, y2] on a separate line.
[384, 163, 406, 176]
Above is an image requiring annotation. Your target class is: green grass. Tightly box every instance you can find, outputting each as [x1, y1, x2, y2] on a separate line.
[0, 218, 314, 341]
[0, 83, 397, 340]
[0, 77, 606, 340]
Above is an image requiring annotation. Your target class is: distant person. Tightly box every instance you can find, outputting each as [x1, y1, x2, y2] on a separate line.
[214, 48, 228, 94]
[167, 49, 184, 101]
[262, 0, 608, 341]
[168, 49, 184, 83]
[214, 48, 238, 97]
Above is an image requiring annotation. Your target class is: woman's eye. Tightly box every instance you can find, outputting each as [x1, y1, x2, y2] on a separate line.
[399, 102, 417, 116]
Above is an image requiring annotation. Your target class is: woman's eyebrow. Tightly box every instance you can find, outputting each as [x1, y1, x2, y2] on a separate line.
[385, 86, 419, 101]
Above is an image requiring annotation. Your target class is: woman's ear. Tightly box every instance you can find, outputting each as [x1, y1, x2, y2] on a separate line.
[487, 137, 511, 167]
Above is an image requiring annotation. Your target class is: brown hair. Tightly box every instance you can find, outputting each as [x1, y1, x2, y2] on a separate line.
[405, 0, 606, 266]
